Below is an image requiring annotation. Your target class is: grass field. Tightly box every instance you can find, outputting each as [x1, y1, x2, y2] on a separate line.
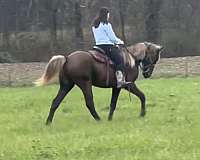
[0, 77, 200, 160]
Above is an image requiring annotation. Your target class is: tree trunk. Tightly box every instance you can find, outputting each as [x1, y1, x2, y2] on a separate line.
[47, 0, 60, 53]
[49, 10, 58, 52]
[1, 0, 10, 49]
[74, 1, 84, 49]
[144, 0, 162, 43]
[118, 0, 126, 43]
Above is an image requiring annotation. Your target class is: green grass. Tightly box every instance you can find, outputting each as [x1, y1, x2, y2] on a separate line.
[0, 77, 200, 160]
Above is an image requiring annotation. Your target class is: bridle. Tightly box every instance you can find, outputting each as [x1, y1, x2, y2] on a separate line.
[139, 55, 158, 73]
[121, 44, 157, 73]
[119, 43, 159, 101]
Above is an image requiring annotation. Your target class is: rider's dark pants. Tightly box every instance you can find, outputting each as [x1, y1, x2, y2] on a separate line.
[96, 44, 124, 71]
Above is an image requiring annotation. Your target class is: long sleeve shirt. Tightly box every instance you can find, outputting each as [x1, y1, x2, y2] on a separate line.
[92, 22, 124, 45]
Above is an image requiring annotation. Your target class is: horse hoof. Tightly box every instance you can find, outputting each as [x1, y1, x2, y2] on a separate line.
[46, 120, 52, 125]
[94, 116, 101, 121]
[95, 118, 101, 121]
[140, 111, 146, 117]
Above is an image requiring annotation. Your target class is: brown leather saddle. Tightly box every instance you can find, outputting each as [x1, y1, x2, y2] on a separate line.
[89, 46, 114, 66]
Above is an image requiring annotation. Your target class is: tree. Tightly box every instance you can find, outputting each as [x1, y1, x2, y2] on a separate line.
[73, 1, 84, 49]
[144, 0, 162, 42]
[118, 0, 128, 43]
[44, 0, 61, 52]
[1, 0, 10, 49]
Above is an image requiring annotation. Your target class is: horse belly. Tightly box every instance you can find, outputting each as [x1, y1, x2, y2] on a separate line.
[92, 63, 116, 88]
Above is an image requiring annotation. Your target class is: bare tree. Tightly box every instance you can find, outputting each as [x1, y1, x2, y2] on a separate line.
[44, 0, 61, 52]
[1, 0, 10, 49]
[184, 0, 200, 32]
[73, 0, 84, 49]
[118, 0, 128, 43]
[1, 0, 200, 62]
[144, 0, 163, 42]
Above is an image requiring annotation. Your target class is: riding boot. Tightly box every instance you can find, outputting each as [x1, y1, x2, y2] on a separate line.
[115, 70, 132, 88]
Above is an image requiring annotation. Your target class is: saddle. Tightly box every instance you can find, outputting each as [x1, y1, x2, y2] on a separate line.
[89, 46, 134, 68]
[89, 46, 114, 66]
[88, 46, 115, 86]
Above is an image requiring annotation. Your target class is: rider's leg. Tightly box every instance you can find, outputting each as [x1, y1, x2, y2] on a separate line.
[96, 45, 131, 88]
[110, 46, 131, 88]
[96, 44, 113, 56]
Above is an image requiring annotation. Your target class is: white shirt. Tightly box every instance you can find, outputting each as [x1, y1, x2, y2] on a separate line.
[92, 22, 124, 45]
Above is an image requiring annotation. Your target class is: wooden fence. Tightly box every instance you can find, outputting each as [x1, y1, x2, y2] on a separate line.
[0, 56, 200, 86]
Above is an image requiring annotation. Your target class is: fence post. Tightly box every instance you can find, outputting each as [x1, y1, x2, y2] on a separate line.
[184, 57, 189, 77]
[8, 67, 12, 86]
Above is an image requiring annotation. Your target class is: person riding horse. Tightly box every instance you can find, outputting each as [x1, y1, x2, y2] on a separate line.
[34, 7, 164, 124]
[92, 7, 131, 88]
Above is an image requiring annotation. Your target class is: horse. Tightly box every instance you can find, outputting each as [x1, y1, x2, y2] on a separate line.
[34, 42, 163, 125]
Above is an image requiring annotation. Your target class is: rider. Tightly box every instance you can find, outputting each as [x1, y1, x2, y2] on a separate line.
[92, 7, 130, 88]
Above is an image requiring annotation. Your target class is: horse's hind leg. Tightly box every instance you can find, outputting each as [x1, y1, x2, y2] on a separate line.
[78, 81, 100, 121]
[125, 83, 146, 117]
[46, 80, 74, 125]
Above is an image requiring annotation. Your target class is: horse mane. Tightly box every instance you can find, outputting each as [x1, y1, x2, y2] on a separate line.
[127, 43, 147, 60]
[121, 47, 135, 68]
[121, 42, 147, 68]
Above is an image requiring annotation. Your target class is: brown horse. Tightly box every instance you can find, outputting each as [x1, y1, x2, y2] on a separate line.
[34, 42, 163, 125]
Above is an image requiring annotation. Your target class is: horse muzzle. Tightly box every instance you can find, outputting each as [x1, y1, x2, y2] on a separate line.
[142, 71, 152, 78]
[142, 67, 154, 78]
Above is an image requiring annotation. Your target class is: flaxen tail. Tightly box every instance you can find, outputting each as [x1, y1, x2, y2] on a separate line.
[34, 55, 66, 86]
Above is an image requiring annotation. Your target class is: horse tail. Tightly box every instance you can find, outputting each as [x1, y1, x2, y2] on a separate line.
[34, 55, 66, 86]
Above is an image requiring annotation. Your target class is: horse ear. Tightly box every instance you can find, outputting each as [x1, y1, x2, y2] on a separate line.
[144, 41, 151, 50]
[160, 46, 164, 51]
[158, 46, 164, 53]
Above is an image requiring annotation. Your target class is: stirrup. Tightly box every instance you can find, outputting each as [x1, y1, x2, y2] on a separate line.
[115, 70, 132, 88]
[117, 81, 132, 88]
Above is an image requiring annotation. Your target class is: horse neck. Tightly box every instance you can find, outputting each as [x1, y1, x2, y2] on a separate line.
[122, 48, 136, 68]
[127, 44, 146, 61]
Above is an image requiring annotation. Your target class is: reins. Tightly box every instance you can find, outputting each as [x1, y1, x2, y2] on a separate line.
[121, 44, 156, 73]
[120, 44, 156, 102]
[120, 44, 135, 102]
[121, 44, 138, 61]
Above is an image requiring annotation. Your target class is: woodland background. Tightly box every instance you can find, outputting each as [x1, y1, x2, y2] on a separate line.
[0, 0, 200, 62]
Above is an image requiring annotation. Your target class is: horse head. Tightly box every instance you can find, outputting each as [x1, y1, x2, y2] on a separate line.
[141, 42, 163, 78]
[128, 42, 164, 78]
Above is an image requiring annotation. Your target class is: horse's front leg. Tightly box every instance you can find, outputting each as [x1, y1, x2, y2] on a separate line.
[108, 88, 121, 120]
[125, 83, 146, 117]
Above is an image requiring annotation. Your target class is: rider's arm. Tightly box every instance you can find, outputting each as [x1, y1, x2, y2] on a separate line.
[103, 23, 124, 45]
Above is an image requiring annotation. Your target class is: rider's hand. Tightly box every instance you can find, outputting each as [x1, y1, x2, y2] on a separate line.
[116, 40, 124, 48]
[117, 40, 124, 45]
[120, 40, 124, 45]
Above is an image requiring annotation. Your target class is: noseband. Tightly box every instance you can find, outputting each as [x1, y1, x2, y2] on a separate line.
[139, 55, 157, 73]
